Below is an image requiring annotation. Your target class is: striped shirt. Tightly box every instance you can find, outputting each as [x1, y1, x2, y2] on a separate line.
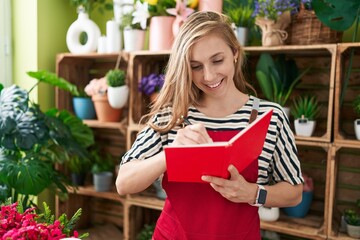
[122, 95, 304, 185]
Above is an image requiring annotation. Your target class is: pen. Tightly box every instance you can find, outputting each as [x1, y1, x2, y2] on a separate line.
[181, 115, 192, 126]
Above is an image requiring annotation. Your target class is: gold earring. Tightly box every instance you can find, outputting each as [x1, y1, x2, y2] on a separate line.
[234, 58, 237, 63]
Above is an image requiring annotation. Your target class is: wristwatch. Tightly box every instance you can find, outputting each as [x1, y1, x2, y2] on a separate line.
[252, 185, 267, 207]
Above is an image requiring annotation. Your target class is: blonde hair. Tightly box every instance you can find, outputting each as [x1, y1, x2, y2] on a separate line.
[144, 11, 256, 132]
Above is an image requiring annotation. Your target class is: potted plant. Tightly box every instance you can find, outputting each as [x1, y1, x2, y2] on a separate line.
[28, 70, 96, 120]
[67, 155, 93, 186]
[0, 74, 94, 209]
[137, 223, 155, 240]
[344, 208, 360, 238]
[91, 148, 115, 192]
[0, 200, 88, 239]
[283, 173, 314, 218]
[138, 73, 165, 103]
[106, 69, 129, 109]
[253, 0, 295, 46]
[256, 53, 311, 117]
[224, 0, 255, 46]
[85, 77, 123, 122]
[291, 95, 321, 137]
[353, 95, 360, 140]
[120, 0, 150, 51]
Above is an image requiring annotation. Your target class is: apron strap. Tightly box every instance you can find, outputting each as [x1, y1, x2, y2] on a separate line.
[249, 97, 260, 124]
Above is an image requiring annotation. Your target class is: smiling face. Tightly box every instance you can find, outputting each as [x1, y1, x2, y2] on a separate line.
[190, 32, 238, 102]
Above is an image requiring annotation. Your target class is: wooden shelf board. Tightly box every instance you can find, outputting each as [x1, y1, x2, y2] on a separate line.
[67, 185, 125, 203]
[84, 119, 124, 129]
[261, 214, 325, 239]
[126, 194, 165, 210]
[334, 140, 360, 149]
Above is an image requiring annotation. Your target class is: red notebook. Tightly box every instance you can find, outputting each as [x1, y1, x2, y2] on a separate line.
[164, 109, 273, 182]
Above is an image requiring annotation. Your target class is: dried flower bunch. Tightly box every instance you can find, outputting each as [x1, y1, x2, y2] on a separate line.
[253, 0, 296, 21]
[138, 73, 165, 96]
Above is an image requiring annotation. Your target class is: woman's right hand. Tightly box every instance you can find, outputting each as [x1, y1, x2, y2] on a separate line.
[172, 123, 213, 146]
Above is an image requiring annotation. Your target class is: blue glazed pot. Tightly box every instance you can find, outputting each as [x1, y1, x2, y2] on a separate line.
[283, 191, 313, 218]
[73, 97, 96, 120]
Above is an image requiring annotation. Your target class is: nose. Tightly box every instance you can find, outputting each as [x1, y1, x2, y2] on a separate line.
[203, 65, 216, 81]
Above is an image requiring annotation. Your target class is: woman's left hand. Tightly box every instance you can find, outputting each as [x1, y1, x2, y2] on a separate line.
[201, 164, 257, 204]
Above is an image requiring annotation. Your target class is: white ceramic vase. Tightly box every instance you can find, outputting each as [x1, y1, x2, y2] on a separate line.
[107, 85, 129, 109]
[123, 28, 145, 51]
[235, 27, 249, 46]
[258, 207, 280, 222]
[354, 119, 360, 140]
[294, 119, 316, 137]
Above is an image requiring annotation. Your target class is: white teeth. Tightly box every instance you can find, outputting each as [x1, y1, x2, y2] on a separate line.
[207, 81, 221, 88]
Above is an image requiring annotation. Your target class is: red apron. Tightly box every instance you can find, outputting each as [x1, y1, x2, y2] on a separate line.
[153, 130, 260, 240]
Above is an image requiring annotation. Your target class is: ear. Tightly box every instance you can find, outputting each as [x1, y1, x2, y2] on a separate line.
[233, 49, 239, 60]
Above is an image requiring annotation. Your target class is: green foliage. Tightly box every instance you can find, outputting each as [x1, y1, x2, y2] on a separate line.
[344, 209, 360, 226]
[255, 53, 311, 106]
[0, 81, 95, 208]
[312, 0, 360, 32]
[0, 83, 3, 93]
[353, 95, 360, 117]
[291, 95, 321, 120]
[90, 147, 115, 173]
[147, 0, 176, 17]
[224, 0, 255, 28]
[106, 69, 126, 87]
[137, 223, 155, 240]
[68, 0, 113, 15]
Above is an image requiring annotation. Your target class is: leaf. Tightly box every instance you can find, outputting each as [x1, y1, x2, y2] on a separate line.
[27, 70, 81, 97]
[256, 71, 273, 101]
[312, 0, 360, 31]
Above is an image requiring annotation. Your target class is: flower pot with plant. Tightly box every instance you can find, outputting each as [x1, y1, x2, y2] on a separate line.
[353, 95, 360, 140]
[0, 73, 94, 209]
[28, 70, 96, 120]
[139, 73, 165, 103]
[85, 77, 123, 122]
[120, 1, 150, 51]
[224, 0, 254, 46]
[344, 208, 360, 238]
[91, 148, 115, 192]
[253, 0, 295, 46]
[255, 53, 310, 117]
[291, 95, 321, 137]
[283, 173, 314, 218]
[106, 69, 129, 109]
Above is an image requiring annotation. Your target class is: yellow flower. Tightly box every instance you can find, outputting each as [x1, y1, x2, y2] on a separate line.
[187, 0, 198, 9]
[144, 0, 158, 5]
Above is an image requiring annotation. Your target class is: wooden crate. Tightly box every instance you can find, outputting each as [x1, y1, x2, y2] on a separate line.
[127, 51, 170, 126]
[244, 45, 337, 143]
[334, 43, 360, 145]
[328, 144, 360, 239]
[260, 141, 331, 239]
[56, 52, 130, 116]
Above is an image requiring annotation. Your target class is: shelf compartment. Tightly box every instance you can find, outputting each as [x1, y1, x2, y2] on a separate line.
[245, 44, 337, 143]
[328, 144, 360, 239]
[334, 43, 360, 145]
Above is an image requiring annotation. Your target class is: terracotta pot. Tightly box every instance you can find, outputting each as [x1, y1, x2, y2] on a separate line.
[92, 94, 122, 122]
[149, 16, 175, 51]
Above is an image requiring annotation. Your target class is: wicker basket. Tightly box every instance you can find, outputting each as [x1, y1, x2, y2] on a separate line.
[286, 5, 342, 45]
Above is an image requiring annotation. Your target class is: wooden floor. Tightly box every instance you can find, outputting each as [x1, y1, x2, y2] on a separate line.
[78, 224, 123, 240]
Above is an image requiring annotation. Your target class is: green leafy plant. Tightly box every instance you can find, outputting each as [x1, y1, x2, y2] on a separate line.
[0, 73, 94, 208]
[255, 53, 311, 106]
[28, 70, 88, 97]
[291, 95, 321, 120]
[106, 69, 126, 87]
[224, 0, 255, 28]
[68, 0, 113, 15]
[146, 0, 176, 17]
[353, 95, 360, 117]
[344, 209, 360, 226]
[137, 223, 155, 240]
[90, 148, 115, 174]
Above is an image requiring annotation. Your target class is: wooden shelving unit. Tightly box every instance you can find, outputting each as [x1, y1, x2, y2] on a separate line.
[55, 44, 360, 240]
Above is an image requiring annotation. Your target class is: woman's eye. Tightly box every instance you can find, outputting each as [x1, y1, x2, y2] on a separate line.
[191, 65, 202, 70]
[214, 59, 223, 64]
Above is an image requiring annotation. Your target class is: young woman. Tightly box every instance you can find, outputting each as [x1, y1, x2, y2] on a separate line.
[116, 11, 304, 239]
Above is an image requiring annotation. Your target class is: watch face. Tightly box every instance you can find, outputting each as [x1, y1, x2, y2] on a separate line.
[258, 189, 267, 204]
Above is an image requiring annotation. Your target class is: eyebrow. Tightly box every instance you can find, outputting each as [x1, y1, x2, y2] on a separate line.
[190, 52, 224, 63]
